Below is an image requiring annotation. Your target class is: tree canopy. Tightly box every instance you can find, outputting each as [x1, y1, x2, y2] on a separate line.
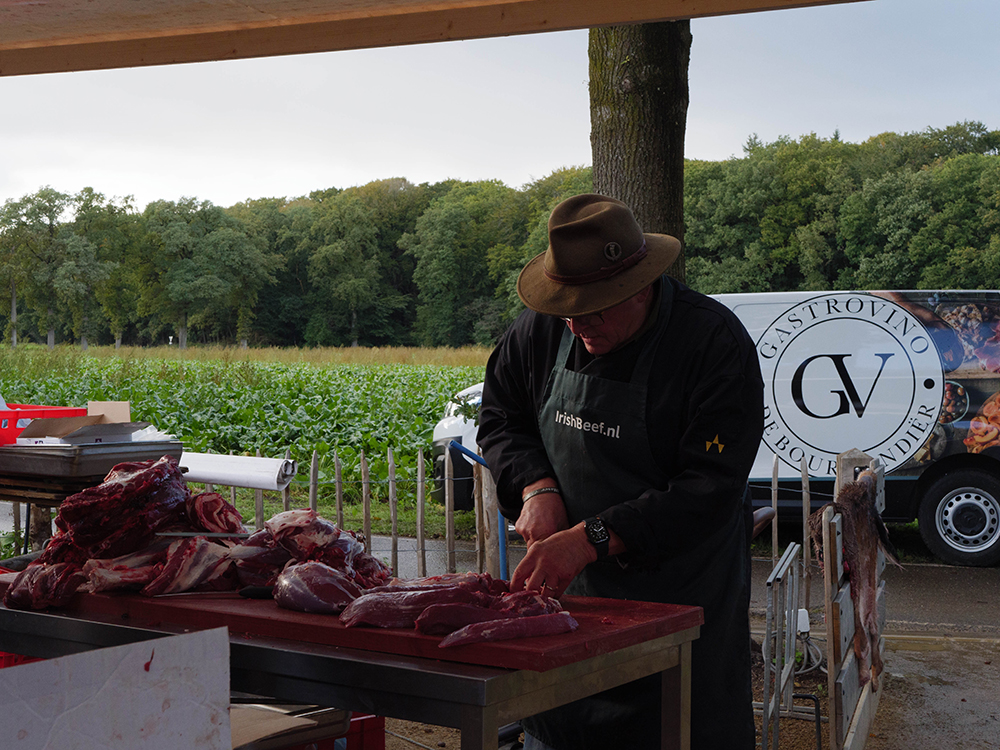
[1, 121, 997, 349]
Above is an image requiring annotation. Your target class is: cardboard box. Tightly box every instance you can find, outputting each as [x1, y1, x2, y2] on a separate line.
[0, 627, 231, 749]
[15, 401, 149, 445]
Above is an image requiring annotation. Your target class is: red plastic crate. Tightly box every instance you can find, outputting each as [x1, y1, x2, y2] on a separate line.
[0, 651, 43, 669]
[344, 714, 385, 750]
[265, 713, 383, 750]
[0, 403, 88, 444]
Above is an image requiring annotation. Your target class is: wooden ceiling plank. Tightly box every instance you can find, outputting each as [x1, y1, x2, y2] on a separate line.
[0, 0, 865, 77]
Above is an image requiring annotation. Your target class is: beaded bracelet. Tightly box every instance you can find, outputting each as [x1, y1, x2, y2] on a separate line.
[522, 486, 561, 502]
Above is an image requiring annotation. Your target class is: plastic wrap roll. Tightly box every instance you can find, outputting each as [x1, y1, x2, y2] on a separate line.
[179, 452, 297, 491]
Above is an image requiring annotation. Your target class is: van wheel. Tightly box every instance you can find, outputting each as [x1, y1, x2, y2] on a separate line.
[918, 470, 1000, 566]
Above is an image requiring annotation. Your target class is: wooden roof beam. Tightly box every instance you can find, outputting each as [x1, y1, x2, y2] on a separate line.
[0, 0, 865, 77]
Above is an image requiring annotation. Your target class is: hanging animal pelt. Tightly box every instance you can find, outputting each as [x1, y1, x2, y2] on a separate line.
[808, 469, 901, 691]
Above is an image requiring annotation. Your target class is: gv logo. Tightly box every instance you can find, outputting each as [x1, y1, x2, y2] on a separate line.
[791, 353, 895, 419]
[755, 292, 943, 476]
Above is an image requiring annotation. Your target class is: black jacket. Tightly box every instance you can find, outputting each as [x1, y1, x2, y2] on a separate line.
[477, 277, 764, 565]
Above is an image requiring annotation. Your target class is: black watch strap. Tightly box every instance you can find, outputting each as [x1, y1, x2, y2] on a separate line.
[584, 516, 610, 560]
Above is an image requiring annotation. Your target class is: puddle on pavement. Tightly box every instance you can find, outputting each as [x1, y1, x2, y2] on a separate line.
[895, 672, 955, 686]
[887, 640, 950, 652]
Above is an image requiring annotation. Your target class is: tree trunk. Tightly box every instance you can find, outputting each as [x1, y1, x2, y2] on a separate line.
[47, 328, 55, 349]
[351, 309, 359, 348]
[29, 505, 52, 552]
[240, 338, 248, 350]
[115, 335, 122, 349]
[9, 281, 16, 349]
[589, 21, 691, 282]
[81, 334, 88, 350]
[179, 312, 188, 349]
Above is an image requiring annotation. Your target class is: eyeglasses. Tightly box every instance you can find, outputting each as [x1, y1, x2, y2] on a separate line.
[560, 311, 605, 326]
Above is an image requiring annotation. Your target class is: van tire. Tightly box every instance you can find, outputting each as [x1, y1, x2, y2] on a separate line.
[918, 469, 1000, 566]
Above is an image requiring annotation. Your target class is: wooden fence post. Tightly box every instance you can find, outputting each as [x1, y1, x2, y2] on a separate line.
[771, 454, 780, 567]
[205, 448, 214, 493]
[334, 451, 343, 528]
[444, 448, 456, 574]
[416, 448, 427, 577]
[361, 451, 372, 554]
[309, 450, 319, 512]
[388, 447, 398, 576]
[473, 462, 486, 574]
[801, 456, 812, 613]
[254, 449, 264, 530]
[282, 447, 292, 512]
[482, 461, 502, 580]
[823, 449, 887, 750]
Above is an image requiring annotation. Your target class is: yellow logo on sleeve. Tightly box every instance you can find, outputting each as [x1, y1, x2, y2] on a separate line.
[706, 434, 724, 453]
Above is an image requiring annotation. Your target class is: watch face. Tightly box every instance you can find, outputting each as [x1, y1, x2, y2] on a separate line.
[587, 518, 610, 544]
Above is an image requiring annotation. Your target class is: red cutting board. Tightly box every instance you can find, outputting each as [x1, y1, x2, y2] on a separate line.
[7, 585, 702, 672]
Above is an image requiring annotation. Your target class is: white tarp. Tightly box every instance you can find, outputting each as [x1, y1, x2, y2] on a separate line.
[180, 452, 298, 491]
[0, 627, 231, 750]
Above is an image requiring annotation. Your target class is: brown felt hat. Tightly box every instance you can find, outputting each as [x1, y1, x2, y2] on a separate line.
[517, 193, 681, 317]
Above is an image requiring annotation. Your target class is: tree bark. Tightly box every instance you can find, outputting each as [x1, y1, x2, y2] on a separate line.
[29, 505, 52, 552]
[589, 21, 691, 282]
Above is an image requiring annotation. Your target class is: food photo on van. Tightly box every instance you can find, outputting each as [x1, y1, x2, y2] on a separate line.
[434, 289, 1000, 567]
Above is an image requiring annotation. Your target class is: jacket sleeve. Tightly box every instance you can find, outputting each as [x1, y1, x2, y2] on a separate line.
[476, 316, 559, 520]
[600, 308, 765, 563]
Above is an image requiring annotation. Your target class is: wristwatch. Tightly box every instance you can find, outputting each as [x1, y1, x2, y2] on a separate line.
[584, 516, 610, 560]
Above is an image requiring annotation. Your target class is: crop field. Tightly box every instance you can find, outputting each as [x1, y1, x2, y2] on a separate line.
[0, 346, 488, 534]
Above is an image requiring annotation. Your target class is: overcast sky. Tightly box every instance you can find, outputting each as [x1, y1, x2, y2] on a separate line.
[1, 0, 997, 211]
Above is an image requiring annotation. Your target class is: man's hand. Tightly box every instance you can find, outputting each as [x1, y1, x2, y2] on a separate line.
[515, 483, 569, 547]
[510, 523, 596, 599]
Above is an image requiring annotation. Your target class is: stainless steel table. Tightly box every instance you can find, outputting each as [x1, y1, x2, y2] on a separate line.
[0, 602, 698, 750]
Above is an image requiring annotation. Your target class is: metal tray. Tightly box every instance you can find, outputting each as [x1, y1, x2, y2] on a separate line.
[0, 441, 184, 479]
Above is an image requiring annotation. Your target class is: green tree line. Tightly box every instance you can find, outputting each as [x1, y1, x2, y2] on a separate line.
[2, 121, 997, 350]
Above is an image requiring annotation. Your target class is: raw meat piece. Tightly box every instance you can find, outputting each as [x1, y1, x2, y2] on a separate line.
[229, 528, 294, 587]
[187, 491, 246, 534]
[83, 539, 172, 593]
[340, 586, 490, 628]
[351, 552, 393, 589]
[374, 572, 507, 595]
[264, 509, 391, 589]
[36, 531, 90, 567]
[415, 603, 518, 635]
[267, 509, 362, 564]
[56, 455, 187, 528]
[274, 561, 364, 614]
[141, 536, 233, 596]
[809, 470, 901, 691]
[45, 455, 189, 561]
[490, 590, 563, 616]
[2, 563, 87, 610]
[438, 611, 579, 648]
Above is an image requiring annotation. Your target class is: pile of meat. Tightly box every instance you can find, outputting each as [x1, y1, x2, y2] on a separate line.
[1, 455, 578, 648]
[2, 455, 391, 610]
[333, 571, 578, 647]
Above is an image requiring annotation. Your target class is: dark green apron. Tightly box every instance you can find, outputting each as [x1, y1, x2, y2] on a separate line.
[522, 289, 754, 750]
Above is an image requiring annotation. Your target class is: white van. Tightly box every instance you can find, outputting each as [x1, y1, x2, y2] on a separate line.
[718, 289, 1000, 567]
[433, 289, 1000, 566]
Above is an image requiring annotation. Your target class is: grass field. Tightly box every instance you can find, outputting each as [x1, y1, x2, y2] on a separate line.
[0, 344, 490, 548]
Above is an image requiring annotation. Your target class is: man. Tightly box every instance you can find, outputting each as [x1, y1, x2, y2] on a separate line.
[477, 193, 764, 750]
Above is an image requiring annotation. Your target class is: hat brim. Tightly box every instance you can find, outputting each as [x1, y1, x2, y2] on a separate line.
[516, 232, 681, 317]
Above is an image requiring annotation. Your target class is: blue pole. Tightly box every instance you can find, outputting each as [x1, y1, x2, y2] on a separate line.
[448, 440, 509, 580]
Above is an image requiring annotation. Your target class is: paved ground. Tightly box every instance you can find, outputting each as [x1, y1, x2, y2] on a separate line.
[748, 556, 1000, 749]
